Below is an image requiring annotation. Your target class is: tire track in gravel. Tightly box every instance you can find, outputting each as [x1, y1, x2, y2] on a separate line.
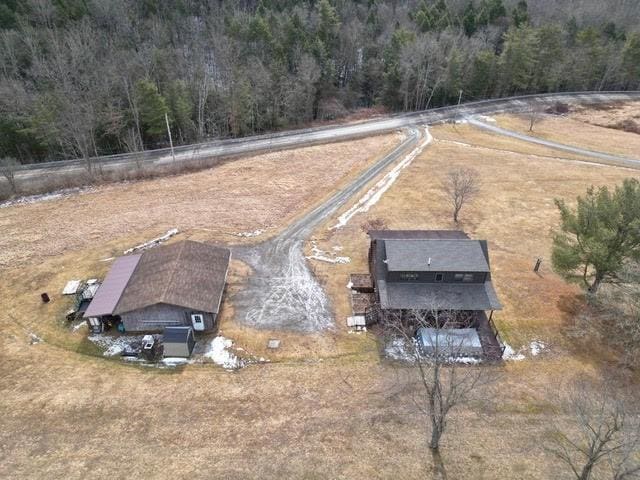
[232, 126, 432, 331]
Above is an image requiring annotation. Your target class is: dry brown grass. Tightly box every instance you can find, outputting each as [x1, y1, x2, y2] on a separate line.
[572, 101, 640, 131]
[0, 134, 400, 270]
[2, 116, 640, 479]
[495, 107, 640, 159]
[310, 122, 639, 349]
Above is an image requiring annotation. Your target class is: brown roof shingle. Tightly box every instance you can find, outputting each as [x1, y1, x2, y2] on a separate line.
[113, 240, 230, 315]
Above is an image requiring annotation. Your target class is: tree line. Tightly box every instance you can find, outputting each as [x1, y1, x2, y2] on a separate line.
[1, 0, 640, 164]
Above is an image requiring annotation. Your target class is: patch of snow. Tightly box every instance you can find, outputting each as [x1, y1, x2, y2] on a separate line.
[346, 281, 353, 289]
[385, 337, 417, 362]
[306, 241, 351, 264]
[29, 333, 43, 345]
[0, 186, 94, 209]
[455, 119, 468, 124]
[331, 126, 433, 229]
[124, 228, 178, 254]
[88, 334, 144, 357]
[530, 340, 546, 356]
[448, 356, 481, 365]
[477, 115, 497, 123]
[72, 320, 87, 332]
[235, 229, 264, 238]
[161, 357, 193, 366]
[502, 343, 526, 361]
[100, 257, 115, 262]
[203, 336, 244, 369]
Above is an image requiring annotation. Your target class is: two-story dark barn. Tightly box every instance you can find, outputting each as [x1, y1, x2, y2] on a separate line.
[365, 230, 504, 360]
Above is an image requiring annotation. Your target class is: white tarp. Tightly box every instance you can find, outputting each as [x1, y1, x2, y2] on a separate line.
[417, 327, 483, 357]
[346, 316, 366, 327]
[62, 280, 81, 295]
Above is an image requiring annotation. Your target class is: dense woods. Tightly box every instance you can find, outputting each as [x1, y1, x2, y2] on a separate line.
[1, 0, 640, 163]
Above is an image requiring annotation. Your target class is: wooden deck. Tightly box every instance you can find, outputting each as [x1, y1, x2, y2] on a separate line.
[475, 311, 505, 362]
[349, 273, 374, 293]
[350, 292, 374, 315]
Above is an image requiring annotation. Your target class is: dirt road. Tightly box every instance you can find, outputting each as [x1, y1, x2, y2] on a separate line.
[467, 115, 640, 168]
[232, 127, 431, 331]
[12, 92, 640, 188]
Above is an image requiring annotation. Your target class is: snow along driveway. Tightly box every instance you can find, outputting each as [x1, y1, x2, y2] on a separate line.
[232, 126, 431, 331]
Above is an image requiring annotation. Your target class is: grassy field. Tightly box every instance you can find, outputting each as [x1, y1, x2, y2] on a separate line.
[1, 106, 640, 479]
[494, 110, 640, 159]
[0, 133, 401, 269]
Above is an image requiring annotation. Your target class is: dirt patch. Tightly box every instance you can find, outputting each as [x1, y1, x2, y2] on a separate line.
[0, 134, 400, 270]
[573, 101, 640, 133]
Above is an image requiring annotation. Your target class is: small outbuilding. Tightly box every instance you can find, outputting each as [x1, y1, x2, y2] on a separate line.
[163, 327, 195, 358]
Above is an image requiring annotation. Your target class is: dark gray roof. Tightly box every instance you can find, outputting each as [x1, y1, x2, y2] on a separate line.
[84, 255, 141, 318]
[163, 326, 193, 343]
[384, 239, 490, 272]
[114, 240, 231, 315]
[369, 230, 469, 240]
[381, 280, 502, 310]
[370, 230, 502, 312]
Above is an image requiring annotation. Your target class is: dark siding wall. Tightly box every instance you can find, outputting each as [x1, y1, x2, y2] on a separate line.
[387, 271, 487, 283]
[121, 303, 216, 332]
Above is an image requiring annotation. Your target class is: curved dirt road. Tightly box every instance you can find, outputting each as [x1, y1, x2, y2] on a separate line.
[13, 92, 640, 188]
[467, 116, 640, 168]
[232, 127, 431, 331]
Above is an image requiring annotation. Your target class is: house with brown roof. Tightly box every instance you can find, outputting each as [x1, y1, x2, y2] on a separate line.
[84, 240, 230, 333]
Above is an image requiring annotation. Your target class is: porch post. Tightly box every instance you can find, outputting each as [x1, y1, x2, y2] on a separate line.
[489, 310, 493, 321]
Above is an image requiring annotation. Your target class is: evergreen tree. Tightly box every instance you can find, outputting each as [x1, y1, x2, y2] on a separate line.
[135, 79, 169, 140]
[511, 0, 528, 27]
[552, 179, 640, 294]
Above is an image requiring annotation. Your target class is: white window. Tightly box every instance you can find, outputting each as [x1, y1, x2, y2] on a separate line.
[463, 274, 474, 282]
[191, 313, 205, 331]
[454, 273, 464, 282]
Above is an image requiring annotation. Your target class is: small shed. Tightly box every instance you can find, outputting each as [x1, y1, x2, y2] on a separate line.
[163, 326, 195, 358]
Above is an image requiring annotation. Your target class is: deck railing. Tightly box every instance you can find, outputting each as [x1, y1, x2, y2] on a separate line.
[487, 315, 506, 356]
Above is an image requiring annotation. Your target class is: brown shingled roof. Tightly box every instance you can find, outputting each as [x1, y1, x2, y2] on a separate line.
[113, 240, 230, 315]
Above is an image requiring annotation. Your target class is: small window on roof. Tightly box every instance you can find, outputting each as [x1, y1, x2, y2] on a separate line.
[463, 273, 474, 282]
[435, 273, 444, 282]
[454, 273, 464, 282]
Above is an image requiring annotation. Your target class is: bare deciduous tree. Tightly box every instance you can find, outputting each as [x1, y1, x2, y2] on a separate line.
[360, 217, 387, 233]
[546, 379, 640, 480]
[0, 157, 20, 195]
[381, 307, 493, 473]
[442, 167, 479, 223]
[528, 101, 544, 132]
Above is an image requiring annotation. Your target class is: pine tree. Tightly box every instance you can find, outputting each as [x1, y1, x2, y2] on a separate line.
[135, 79, 169, 140]
[552, 179, 640, 294]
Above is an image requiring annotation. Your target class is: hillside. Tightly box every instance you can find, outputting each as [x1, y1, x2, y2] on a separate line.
[1, 0, 640, 164]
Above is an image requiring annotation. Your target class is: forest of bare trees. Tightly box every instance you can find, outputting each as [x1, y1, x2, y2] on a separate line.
[1, 0, 640, 164]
